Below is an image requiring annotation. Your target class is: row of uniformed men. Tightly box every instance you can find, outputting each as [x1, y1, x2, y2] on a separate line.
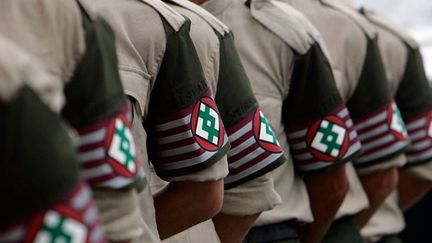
[0, 0, 431, 242]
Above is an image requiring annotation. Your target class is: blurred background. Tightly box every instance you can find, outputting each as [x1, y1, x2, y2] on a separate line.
[354, 1, 432, 242]
[356, 0, 432, 80]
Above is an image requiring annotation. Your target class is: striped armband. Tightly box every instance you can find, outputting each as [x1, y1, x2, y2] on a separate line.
[147, 93, 230, 177]
[287, 105, 362, 172]
[404, 111, 432, 166]
[353, 102, 409, 167]
[76, 106, 143, 189]
[0, 183, 105, 243]
[224, 108, 285, 189]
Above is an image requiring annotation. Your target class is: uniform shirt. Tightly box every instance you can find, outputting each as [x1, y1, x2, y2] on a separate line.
[0, 0, 144, 241]
[0, 35, 105, 243]
[203, 0, 362, 225]
[285, 0, 410, 218]
[361, 10, 432, 242]
[80, 0, 248, 241]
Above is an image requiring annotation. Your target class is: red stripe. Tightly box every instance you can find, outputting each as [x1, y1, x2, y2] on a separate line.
[361, 138, 398, 155]
[404, 111, 430, 123]
[156, 148, 207, 164]
[353, 105, 388, 124]
[407, 125, 425, 134]
[87, 173, 118, 185]
[356, 118, 388, 135]
[155, 137, 197, 151]
[228, 143, 260, 163]
[79, 141, 104, 153]
[359, 126, 389, 144]
[228, 153, 272, 175]
[77, 122, 108, 135]
[230, 130, 254, 148]
[291, 147, 309, 155]
[80, 159, 106, 169]
[154, 104, 195, 125]
[226, 112, 254, 135]
[155, 124, 190, 137]
[406, 145, 432, 155]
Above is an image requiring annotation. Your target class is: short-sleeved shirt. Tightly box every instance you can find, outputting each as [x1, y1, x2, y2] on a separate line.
[360, 10, 432, 241]
[0, 0, 146, 240]
[203, 0, 363, 225]
[286, 0, 411, 218]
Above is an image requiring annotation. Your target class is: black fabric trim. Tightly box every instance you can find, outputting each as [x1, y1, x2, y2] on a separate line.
[0, 86, 79, 225]
[215, 31, 258, 129]
[224, 154, 285, 189]
[396, 45, 432, 120]
[62, 11, 126, 127]
[154, 142, 231, 177]
[282, 42, 343, 128]
[145, 18, 208, 118]
[346, 37, 392, 120]
[401, 159, 432, 170]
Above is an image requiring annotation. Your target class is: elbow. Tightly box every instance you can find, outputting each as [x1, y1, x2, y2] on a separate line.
[304, 165, 349, 211]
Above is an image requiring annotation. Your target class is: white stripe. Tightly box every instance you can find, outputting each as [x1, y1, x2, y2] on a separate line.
[228, 122, 252, 141]
[83, 206, 99, 225]
[155, 114, 191, 132]
[355, 111, 387, 131]
[157, 143, 201, 158]
[224, 153, 282, 185]
[362, 134, 394, 151]
[81, 164, 112, 179]
[228, 137, 256, 157]
[90, 225, 106, 243]
[344, 141, 362, 158]
[157, 150, 219, 171]
[358, 124, 388, 141]
[349, 130, 359, 140]
[338, 108, 349, 118]
[156, 130, 193, 144]
[79, 128, 106, 146]
[411, 140, 432, 151]
[287, 128, 308, 140]
[346, 119, 354, 128]
[98, 176, 134, 189]
[407, 147, 432, 162]
[229, 147, 265, 169]
[78, 148, 105, 163]
[291, 142, 307, 150]
[406, 117, 427, 131]
[0, 226, 25, 242]
[409, 130, 427, 141]
[294, 152, 314, 160]
[71, 186, 92, 210]
[355, 141, 407, 164]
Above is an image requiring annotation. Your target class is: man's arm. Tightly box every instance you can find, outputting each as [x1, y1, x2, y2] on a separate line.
[300, 165, 350, 243]
[355, 167, 399, 227]
[154, 179, 224, 239]
[213, 213, 260, 243]
[398, 169, 432, 210]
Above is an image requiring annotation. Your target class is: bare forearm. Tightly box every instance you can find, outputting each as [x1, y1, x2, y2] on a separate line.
[355, 167, 398, 228]
[154, 180, 224, 239]
[213, 213, 260, 243]
[301, 165, 349, 243]
[398, 170, 432, 211]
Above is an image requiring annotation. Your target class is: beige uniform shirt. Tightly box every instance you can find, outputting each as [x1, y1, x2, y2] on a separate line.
[286, 0, 410, 219]
[0, 0, 144, 241]
[361, 10, 432, 241]
[204, 0, 365, 225]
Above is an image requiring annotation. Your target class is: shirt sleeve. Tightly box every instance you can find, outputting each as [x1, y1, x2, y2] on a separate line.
[61, 7, 145, 191]
[396, 46, 432, 167]
[215, 32, 286, 189]
[144, 19, 230, 177]
[347, 38, 409, 168]
[284, 42, 362, 173]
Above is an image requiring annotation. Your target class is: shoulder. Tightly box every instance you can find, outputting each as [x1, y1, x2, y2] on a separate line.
[249, 0, 322, 54]
[362, 9, 418, 49]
